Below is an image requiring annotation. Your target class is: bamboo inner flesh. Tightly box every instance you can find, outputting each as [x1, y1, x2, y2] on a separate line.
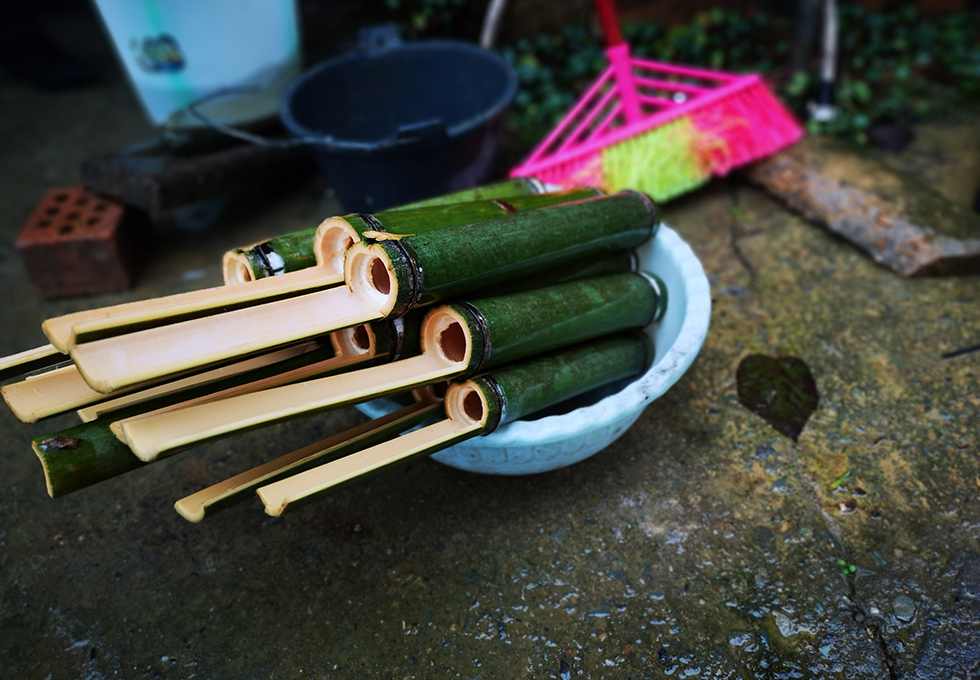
[222, 250, 255, 284]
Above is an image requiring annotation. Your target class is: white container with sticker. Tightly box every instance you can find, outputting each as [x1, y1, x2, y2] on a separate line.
[93, 0, 301, 128]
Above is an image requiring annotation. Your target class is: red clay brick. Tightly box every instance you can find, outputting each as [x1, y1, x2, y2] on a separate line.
[15, 186, 151, 299]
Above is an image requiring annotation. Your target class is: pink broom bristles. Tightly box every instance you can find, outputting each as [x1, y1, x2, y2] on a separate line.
[688, 81, 804, 175]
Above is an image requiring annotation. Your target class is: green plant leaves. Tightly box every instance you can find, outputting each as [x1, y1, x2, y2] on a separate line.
[492, 2, 978, 148]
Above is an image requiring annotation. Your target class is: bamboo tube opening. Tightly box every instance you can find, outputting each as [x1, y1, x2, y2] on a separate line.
[439, 323, 466, 362]
[420, 306, 473, 367]
[345, 243, 400, 315]
[331, 324, 375, 358]
[445, 382, 490, 427]
[352, 325, 370, 350]
[314, 218, 358, 277]
[464, 390, 483, 420]
[411, 381, 447, 405]
[222, 251, 255, 284]
[425, 381, 448, 400]
[370, 258, 391, 295]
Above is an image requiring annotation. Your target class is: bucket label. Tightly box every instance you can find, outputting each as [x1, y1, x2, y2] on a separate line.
[131, 34, 185, 74]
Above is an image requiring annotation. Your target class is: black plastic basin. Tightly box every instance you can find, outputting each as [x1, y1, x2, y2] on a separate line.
[280, 33, 517, 212]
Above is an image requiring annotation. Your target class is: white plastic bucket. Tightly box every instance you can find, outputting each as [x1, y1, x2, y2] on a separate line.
[92, 0, 301, 128]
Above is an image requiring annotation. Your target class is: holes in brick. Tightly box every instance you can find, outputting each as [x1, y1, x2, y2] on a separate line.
[59, 225, 74, 235]
[75, 197, 89, 206]
[93, 203, 107, 213]
[37, 220, 51, 228]
[45, 207, 59, 216]
[65, 212, 80, 221]
[86, 217, 100, 227]
[53, 193, 68, 202]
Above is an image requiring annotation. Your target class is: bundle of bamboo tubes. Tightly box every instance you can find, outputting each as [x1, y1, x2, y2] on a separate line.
[1, 179, 668, 522]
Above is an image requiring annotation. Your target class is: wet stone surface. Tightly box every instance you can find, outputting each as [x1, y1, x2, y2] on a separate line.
[1, 81, 978, 677]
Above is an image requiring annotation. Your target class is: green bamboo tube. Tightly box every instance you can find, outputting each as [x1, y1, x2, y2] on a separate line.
[312, 187, 601, 277]
[33, 421, 143, 498]
[223, 177, 550, 282]
[257, 332, 653, 516]
[69, 194, 656, 394]
[493, 247, 638, 297]
[461, 331, 654, 433]
[450, 270, 665, 373]
[394, 178, 547, 210]
[117, 271, 665, 460]
[32, 314, 422, 498]
[348, 191, 659, 317]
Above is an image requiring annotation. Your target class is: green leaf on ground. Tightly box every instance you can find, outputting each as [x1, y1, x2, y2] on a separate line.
[736, 355, 819, 442]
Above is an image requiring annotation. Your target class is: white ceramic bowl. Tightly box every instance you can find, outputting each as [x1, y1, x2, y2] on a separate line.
[357, 224, 711, 475]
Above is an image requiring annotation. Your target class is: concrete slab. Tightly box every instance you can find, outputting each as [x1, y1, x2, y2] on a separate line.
[1, 78, 978, 679]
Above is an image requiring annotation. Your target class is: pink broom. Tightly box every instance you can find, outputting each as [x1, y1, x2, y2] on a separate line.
[509, 0, 804, 202]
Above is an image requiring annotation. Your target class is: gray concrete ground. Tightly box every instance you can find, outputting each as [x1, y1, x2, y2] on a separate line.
[1, 71, 979, 679]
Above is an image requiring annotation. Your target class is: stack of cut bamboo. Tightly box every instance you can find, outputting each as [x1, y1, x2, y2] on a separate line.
[1, 179, 668, 522]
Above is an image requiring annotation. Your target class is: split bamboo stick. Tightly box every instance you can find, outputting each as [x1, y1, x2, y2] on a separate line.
[42, 266, 334, 353]
[69, 192, 658, 394]
[3, 342, 312, 423]
[174, 387, 445, 522]
[74, 328, 371, 423]
[0, 344, 64, 382]
[116, 271, 665, 461]
[3, 364, 102, 423]
[257, 332, 653, 516]
[100, 312, 423, 425]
